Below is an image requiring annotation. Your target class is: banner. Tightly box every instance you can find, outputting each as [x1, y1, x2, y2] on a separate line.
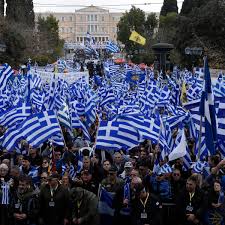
[30, 70, 89, 84]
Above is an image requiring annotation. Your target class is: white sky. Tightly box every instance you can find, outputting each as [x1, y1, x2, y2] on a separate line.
[33, 0, 184, 13]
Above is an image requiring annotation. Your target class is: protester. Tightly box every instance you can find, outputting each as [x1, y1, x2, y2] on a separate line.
[39, 172, 70, 225]
[176, 175, 208, 225]
[70, 186, 99, 225]
[0, 59, 225, 225]
[131, 184, 161, 225]
[10, 175, 39, 225]
[0, 163, 11, 225]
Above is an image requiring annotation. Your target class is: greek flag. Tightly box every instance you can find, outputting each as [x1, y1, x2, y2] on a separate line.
[98, 186, 115, 216]
[57, 103, 71, 130]
[217, 98, 225, 141]
[0, 64, 14, 91]
[199, 57, 217, 155]
[105, 41, 120, 53]
[71, 109, 90, 141]
[0, 102, 31, 129]
[2, 110, 63, 151]
[50, 133, 65, 146]
[157, 163, 173, 175]
[96, 120, 139, 150]
[1, 181, 10, 204]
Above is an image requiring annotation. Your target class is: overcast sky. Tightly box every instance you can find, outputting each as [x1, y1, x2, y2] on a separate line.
[33, 0, 184, 13]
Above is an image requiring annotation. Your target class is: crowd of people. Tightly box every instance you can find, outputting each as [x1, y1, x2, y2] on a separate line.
[0, 57, 225, 225]
[0, 135, 225, 225]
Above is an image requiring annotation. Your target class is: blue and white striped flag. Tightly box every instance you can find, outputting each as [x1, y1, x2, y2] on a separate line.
[105, 41, 120, 53]
[0, 102, 31, 129]
[2, 110, 63, 151]
[0, 64, 14, 91]
[98, 186, 115, 216]
[199, 57, 217, 156]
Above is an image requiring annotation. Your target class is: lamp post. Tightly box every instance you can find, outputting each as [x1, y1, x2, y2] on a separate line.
[185, 47, 203, 70]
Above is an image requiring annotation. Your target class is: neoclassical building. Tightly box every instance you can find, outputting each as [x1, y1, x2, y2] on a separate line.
[35, 5, 159, 44]
[35, 5, 123, 44]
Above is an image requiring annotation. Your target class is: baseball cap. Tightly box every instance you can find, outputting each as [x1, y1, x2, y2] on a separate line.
[124, 162, 133, 168]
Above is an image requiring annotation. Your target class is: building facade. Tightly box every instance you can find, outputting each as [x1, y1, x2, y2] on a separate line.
[35, 5, 159, 44]
[35, 5, 123, 44]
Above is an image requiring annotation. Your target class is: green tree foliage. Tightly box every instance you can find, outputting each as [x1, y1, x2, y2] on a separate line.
[117, 6, 158, 63]
[117, 6, 146, 52]
[175, 0, 225, 67]
[37, 15, 64, 63]
[160, 0, 178, 16]
[6, 0, 35, 28]
[158, 12, 178, 43]
[0, 0, 4, 17]
[180, 0, 207, 15]
[0, 20, 26, 65]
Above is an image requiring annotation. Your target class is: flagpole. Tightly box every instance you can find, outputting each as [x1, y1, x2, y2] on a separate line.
[197, 115, 203, 160]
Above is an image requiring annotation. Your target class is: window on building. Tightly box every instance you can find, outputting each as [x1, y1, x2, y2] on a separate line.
[80, 15, 83, 21]
[91, 15, 94, 21]
[69, 27, 73, 33]
[95, 25, 98, 32]
[77, 37, 79, 42]
[102, 16, 104, 21]
[87, 15, 90, 21]
[112, 17, 115, 21]
[80, 37, 83, 42]
[62, 16, 65, 22]
[102, 37, 105, 41]
[69, 16, 72, 21]
[106, 37, 109, 41]
[95, 15, 97, 21]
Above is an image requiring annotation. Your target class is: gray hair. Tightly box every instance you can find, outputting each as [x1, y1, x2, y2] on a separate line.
[0, 163, 9, 171]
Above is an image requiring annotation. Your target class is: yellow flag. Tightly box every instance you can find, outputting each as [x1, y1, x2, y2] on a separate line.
[129, 31, 146, 45]
[180, 82, 187, 104]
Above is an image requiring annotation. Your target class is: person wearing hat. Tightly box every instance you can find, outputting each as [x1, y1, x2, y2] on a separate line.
[131, 184, 161, 225]
[101, 165, 124, 193]
[119, 161, 133, 181]
[39, 172, 70, 225]
[20, 155, 39, 187]
[79, 169, 98, 195]
[70, 186, 99, 225]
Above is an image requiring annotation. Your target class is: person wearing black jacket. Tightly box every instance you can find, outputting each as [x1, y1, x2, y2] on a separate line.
[39, 173, 70, 225]
[10, 175, 39, 225]
[176, 175, 208, 225]
[131, 184, 161, 225]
